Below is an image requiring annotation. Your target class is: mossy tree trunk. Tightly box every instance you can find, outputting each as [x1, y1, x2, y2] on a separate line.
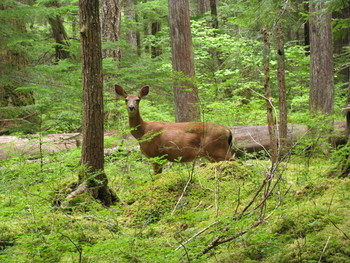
[45, 1, 72, 61]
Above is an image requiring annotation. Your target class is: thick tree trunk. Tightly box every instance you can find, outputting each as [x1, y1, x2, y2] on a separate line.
[77, 0, 116, 206]
[309, 2, 334, 115]
[101, 0, 122, 61]
[198, 0, 210, 14]
[168, 0, 201, 122]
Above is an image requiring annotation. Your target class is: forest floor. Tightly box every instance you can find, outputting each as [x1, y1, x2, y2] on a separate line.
[0, 131, 350, 262]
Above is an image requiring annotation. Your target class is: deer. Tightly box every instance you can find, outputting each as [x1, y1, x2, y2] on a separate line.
[115, 84, 235, 174]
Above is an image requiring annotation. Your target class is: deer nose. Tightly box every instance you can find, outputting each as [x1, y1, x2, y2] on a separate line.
[128, 106, 135, 111]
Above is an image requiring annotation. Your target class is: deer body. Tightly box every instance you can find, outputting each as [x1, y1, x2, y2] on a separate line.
[116, 85, 234, 174]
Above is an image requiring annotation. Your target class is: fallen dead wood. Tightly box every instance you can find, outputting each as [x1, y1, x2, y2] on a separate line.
[230, 122, 346, 153]
[0, 122, 346, 159]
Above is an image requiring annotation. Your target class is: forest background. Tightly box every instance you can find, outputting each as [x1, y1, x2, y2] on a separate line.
[1, 0, 350, 262]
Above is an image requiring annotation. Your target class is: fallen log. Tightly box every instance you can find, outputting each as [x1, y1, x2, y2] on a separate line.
[230, 122, 346, 154]
[0, 122, 347, 159]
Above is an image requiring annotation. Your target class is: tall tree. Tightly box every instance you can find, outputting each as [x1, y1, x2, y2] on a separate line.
[309, 2, 334, 115]
[68, 0, 116, 206]
[209, 0, 218, 30]
[304, 0, 310, 54]
[168, 0, 200, 122]
[198, 0, 210, 14]
[124, 0, 139, 55]
[101, 0, 122, 61]
[276, 21, 287, 142]
[262, 25, 278, 163]
[151, 21, 162, 58]
[46, 0, 72, 61]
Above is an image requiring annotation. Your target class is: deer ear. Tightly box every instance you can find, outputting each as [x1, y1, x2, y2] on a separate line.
[140, 85, 149, 98]
[115, 84, 127, 98]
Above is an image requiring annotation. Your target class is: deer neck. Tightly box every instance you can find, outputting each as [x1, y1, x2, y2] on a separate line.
[128, 111, 146, 139]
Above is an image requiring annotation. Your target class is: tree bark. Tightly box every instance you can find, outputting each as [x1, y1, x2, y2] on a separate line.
[198, 0, 210, 14]
[78, 0, 116, 206]
[304, 1, 310, 54]
[101, 0, 122, 61]
[124, 0, 138, 55]
[309, 2, 334, 115]
[262, 25, 278, 163]
[168, 0, 201, 122]
[151, 21, 162, 58]
[45, 1, 72, 61]
[48, 16, 71, 60]
[276, 21, 287, 142]
[209, 0, 218, 30]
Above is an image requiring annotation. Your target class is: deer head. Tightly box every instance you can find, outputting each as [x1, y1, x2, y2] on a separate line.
[115, 85, 149, 116]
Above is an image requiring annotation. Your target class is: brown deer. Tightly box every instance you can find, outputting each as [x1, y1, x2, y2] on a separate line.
[115, 85, 235, 174]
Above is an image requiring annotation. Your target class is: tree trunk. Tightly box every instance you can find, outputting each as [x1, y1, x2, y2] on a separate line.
[101, 0, 122, 61]
[151, 21, 162, 58]
[168, 0, 200, 122]
[124, 0, 139, 55]
[209, 0, 218, 30]
[309, 2, 334, 115]
[198, 0, 210, 14]
[76, 0, 117, 206]
[304, 1, 310, 54]
[262, 25, 278, 163]
[276, 21, 287, 142]
[48, 17, 71, 60]
[46, 1, 72, 61]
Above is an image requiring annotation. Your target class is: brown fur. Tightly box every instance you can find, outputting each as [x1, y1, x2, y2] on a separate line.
[115, 85, 233, 174]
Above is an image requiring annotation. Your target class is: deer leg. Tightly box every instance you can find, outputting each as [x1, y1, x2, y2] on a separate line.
[152, 163, 163, 174]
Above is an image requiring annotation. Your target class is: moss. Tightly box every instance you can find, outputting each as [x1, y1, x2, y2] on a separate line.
[122, 172, 189, 225]
[201, 160, 253, 181]
[0, 223, 24, 251]
[64, 192, 105, 212]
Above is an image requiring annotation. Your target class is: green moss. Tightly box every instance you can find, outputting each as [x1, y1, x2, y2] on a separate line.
[64, 192, 105, 212]
[1, 145, 350, 263]
[122, 172, 189, 225]
[201, 160, 253, 180]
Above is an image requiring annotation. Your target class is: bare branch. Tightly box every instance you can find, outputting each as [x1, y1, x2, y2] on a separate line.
[175, 221, 220, 251]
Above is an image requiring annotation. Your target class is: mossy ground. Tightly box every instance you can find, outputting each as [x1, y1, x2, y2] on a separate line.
[0, 143, 349, 262]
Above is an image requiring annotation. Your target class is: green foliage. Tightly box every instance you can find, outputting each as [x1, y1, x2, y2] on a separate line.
[1, 0, 347, 134]
[2, 147, 350, 262]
